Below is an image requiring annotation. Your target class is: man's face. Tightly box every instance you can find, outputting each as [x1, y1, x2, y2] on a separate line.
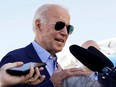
[36, 7, 72, 55]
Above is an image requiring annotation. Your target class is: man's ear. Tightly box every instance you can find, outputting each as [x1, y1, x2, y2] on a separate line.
[35, 19, 41, 31]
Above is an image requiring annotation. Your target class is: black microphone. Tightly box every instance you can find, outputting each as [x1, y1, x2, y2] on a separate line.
[69, 45, 114, 72]
[88, 46, 114, 68]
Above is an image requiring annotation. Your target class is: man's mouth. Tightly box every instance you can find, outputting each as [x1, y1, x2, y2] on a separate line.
[55, 38, 64, 43]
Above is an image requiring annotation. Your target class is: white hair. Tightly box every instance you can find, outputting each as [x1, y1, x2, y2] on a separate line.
[32, 4, 69, 32]
[32, 4, 49, 31]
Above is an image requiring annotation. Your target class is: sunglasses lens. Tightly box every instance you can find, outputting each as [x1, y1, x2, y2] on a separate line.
[55, 21, 65, 30]
[67, 25, 74, 34]
[55, 21, 74, 35]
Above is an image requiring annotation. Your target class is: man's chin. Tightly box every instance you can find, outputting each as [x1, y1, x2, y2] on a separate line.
[56, 48, 63, 53]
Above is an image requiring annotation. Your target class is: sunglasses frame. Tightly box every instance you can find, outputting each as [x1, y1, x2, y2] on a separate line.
[39, 20, 74, 35]
[55, 21, 74, 34]
[54, 21, 74, 35]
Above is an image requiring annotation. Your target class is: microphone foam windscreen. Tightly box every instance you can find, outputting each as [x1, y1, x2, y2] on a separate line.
[69, 45, 108, 72]
[88, 46, 114, 68]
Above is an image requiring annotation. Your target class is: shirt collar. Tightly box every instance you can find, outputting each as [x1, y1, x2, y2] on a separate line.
[32, 41, 57, 62]
[32, 41, 50, 62]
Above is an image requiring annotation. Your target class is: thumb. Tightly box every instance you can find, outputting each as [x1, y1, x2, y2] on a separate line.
[1, 62, 24, 69]
[56, 64, 62, 72]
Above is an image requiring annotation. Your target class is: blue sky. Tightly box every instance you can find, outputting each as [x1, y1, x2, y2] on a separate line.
[0, 0, 116, 59]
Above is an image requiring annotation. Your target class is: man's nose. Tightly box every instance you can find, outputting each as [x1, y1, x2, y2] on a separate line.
[60, 26, 68, 35]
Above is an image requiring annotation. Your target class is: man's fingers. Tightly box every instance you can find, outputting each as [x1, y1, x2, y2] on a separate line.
[25, 65, 35, 80]
[15, 62, 24, 67]
[31, 75, 45, 85]
[39, 67, 44, 71]
[56, 64, 62, 71]
[31, 67, 41, 81]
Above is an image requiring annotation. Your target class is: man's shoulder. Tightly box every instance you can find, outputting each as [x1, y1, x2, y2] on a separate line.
[0, 43, 34, 67]
[7, 43, 33, 55]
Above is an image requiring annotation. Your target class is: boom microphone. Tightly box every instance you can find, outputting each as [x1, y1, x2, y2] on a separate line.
[69, 45, 114, 72]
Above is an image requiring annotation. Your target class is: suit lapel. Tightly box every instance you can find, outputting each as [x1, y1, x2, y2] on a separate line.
[25, 43, 42, 62]
[25, 43, 51, 79]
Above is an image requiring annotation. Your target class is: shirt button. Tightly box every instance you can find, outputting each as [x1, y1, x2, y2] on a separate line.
[102, 76, 105, 79]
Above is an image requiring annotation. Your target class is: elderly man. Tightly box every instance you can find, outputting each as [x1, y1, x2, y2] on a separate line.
[0, 4, 85, 87]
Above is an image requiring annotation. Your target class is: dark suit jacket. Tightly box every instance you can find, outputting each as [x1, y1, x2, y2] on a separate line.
[0, 43, 54, 87]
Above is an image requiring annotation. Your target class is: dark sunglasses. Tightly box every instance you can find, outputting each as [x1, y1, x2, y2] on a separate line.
[54, 21, 74, 35]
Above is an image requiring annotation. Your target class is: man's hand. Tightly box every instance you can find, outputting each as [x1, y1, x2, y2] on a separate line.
[50, 64, 86, 87]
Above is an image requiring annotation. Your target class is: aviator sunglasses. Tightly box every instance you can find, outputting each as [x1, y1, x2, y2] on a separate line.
[54, 21, 74, 35]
